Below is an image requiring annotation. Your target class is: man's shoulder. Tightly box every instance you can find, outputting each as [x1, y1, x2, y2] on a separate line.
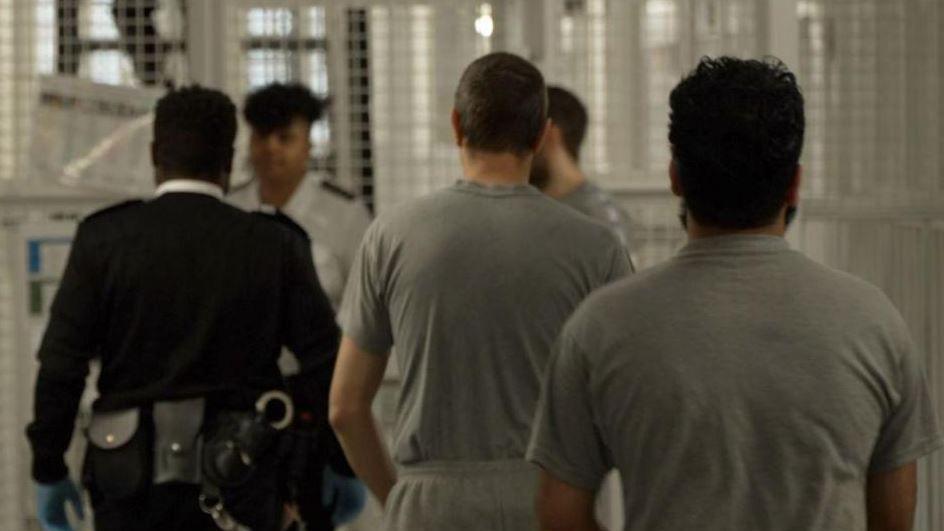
[252, 210, 311, 242]
[211, 197, 307, 245]
[319, 179, 358, 201]
[78, 199, 146, 236]
[791, 255, 902, 323]
[566, 180, 629, 219]
[307, 178, 372, 228]
[547, 196, 625, 250]
[374, 190, 444, 224]
[311, 178, 367, 210]
[83, 199, 145, 223]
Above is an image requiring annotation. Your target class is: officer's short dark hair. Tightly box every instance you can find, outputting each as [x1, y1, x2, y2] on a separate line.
[454, 52, 547, 155]
[547, 86, 588, 161]
[669, 56, 805, 229]
[153, 85, 237, 178]
[244, 83, 324, 135]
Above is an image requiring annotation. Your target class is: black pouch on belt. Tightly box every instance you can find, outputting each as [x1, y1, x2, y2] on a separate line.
[153, 397, 205, 485]
[83, 407, 151, 500]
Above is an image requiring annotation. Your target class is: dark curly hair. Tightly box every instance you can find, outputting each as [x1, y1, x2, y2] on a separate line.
[153, 85, 237, 178]
[455, 52, 547, 155]
[669, 56, 804, 229]
[243, 82, 324, 135]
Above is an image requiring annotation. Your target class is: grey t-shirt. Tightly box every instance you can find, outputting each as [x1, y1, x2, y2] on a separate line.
[528, 235, 943, 531]
[559, 180, 635, 253]
[340, 180, 631, 465]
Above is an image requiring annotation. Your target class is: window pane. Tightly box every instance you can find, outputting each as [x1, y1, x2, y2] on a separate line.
[307, 50, 328, 96]
[36, 0, 56, 74]
[85, 0, 121, 40]
[83, 50, 137, 86]
[247, 49, 295, 88]
[308, 7, 326, 39]
[247, 8, 293, 37]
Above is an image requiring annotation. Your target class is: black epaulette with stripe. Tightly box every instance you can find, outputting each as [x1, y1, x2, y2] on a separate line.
[319, 180, 357, 201]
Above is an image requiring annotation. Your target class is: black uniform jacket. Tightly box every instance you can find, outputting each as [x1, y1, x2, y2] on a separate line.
[26, 191, 340, 483]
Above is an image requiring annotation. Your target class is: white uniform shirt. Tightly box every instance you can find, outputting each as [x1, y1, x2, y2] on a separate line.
[228, 174, 372, 309]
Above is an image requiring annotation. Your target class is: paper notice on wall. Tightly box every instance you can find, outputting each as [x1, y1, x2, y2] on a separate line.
[30, 75, 164, 196]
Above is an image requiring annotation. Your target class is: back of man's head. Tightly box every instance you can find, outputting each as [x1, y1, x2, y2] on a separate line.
[153, 85, 237, 180]
[244, 82, 323, 135]
[454, 52, 547, 155]
[669, 57, 804, 229]
[547, 86, 588, 161]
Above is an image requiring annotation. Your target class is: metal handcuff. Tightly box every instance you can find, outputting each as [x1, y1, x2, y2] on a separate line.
[199, 390, 294, 531]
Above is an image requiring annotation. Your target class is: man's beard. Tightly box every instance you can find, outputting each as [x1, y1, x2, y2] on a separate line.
[528, 155, 551, 190]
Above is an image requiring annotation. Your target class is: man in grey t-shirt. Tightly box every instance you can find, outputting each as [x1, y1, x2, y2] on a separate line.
[530, 86, 636, 262]
[528, 57, 943, 531]
[329, 53, 630, 530]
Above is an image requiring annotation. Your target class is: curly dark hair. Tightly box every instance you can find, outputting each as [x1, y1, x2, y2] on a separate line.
[669, 56, 804, 229]
[153, 85, 237, 178]
[455, 52, 547, 155]
[243, 82, 324, 135]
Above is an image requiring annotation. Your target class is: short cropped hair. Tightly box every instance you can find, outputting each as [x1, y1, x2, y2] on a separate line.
[669, 57, 805, 229]
[454, 52, 547, 155]
[547, 86, 588, 161]
[243, 83, 324, 135]
[153, 85, 237, 178]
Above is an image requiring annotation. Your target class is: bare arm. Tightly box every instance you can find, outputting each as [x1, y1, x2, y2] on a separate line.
[536, 469, 605, 531]
[867, 462, 917, 531]
[329, 336, 397, 505]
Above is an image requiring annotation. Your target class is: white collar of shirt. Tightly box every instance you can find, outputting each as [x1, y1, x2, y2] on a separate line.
[155, 179, 224, 200]
[240, 174, 318, 219]
[281, 175, 316, 220]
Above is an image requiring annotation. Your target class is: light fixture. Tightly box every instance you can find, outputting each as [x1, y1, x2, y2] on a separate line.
[475, 3, 494, 38]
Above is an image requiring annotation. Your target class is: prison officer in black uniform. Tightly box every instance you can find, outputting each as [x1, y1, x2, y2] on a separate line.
[26, 86, 340, 531]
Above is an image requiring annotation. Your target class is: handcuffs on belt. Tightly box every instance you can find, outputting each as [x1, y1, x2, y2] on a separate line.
[198, 390, 295, 530]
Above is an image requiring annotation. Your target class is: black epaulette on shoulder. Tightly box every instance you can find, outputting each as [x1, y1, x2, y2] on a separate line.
[84, 199, 144, 222]
[319, 180, 357, 201]
[253, 210, 311, 242]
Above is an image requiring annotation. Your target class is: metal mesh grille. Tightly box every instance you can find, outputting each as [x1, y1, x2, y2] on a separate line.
[797, 2, 944, 528]
[798, 0, 943, 203]
[43, 0, 187, 86]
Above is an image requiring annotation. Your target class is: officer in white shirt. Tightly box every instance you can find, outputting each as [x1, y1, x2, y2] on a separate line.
[228, 82, 370, 529]
[229, 83, 372, 310]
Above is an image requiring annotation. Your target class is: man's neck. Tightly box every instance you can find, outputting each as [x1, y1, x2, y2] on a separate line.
[257, 173, 305, 209]
[686, 217, 787, 240]
[542, 149, 587, 199]
[461, 148, 532, 186]
[155, 172, 223, 190]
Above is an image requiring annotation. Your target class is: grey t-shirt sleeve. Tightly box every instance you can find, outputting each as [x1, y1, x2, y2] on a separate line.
[606, 240, 635, 279]
[337, 221, 394, 355]
[868, 317, 944, 473]
[340, 201, 373, 282]
[527, 324, 610, 491]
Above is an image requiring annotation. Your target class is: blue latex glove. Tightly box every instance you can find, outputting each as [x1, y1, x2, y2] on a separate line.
[322, 465, 367, 526]
[35, 478, 84, 531]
